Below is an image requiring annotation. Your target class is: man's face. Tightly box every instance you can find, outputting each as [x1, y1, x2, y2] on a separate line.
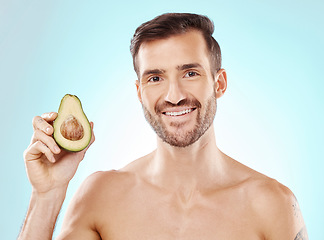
[136, 30, 221, 147]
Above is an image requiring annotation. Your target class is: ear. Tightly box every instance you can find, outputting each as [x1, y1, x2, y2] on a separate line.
[135, 80, 142, 103]
[214, 69, 227, 99]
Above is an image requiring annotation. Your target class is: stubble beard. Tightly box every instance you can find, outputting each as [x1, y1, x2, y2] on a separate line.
[142, 90, 217, 148]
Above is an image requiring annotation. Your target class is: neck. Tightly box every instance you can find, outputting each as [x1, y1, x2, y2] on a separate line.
[148, 125, 225, 192]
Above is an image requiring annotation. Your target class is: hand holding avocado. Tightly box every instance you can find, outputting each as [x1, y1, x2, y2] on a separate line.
[23, 95, 95, 195]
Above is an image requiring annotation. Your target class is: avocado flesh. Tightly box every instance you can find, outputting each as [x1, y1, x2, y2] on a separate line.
[53, 94, 91, 152]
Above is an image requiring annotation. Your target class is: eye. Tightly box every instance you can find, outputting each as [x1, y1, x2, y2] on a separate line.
[184, 71, 199, 78]
[148, 76, 162, 82]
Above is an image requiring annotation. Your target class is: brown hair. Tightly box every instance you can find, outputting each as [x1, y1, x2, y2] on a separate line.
[130, 13, 222, 78]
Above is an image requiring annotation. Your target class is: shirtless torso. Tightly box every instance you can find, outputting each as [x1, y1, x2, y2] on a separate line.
[58, 129, 305, 240]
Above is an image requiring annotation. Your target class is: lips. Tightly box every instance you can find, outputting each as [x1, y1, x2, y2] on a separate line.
[162, 108, 196, 117]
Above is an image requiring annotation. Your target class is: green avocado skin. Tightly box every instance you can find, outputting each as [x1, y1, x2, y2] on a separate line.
[53, 94, 91, 152]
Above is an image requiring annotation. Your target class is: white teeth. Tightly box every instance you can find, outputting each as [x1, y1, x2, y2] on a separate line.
[165, 108, 193, 116]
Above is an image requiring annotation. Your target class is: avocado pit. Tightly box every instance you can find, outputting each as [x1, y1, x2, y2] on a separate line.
[60, 115, 84, 141]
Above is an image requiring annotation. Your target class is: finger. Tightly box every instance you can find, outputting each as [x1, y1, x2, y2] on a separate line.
[41, 112, 58, 122]
[25, 140, 56, 163]
[31, 130, 61, 154]
[32, 115, 55, 135]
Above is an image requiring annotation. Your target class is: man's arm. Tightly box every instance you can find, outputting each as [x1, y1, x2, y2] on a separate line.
[18, 189, 66, 240]
[56, 172, 104, 240]
[292, 199, 308, 240]
[18, 112, 95, 240]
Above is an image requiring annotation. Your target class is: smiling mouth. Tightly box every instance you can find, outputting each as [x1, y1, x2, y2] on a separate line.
[162, 108, 196, 117]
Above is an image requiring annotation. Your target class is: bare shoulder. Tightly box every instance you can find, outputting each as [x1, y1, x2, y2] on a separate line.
[234, 163, 296, 216]
[224, 154, 308, 239]
[58, 170, 138, 239]
[78, 169, 138, 199]
[246, 172, 292, 202]
[64, 170, 135, 208]
[73, 152, 152, 203]
[226, 156, 296, 207]
[243, 172, 308, 239]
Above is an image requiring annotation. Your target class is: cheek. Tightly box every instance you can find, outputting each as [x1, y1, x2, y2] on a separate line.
[141, 86, 161, 109]
[186, 81, 214, 102]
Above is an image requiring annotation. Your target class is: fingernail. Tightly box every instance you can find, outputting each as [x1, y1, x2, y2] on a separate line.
[46, 127, 51, 133]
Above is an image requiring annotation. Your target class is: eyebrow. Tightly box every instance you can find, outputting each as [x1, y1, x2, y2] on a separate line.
[177, 63, 203, 71]
[141, 69, 165, 79]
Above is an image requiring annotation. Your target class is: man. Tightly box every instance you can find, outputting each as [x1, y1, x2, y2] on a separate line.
[19, 13, 308, 240]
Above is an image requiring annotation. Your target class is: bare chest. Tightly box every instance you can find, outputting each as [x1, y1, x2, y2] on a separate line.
[95, 187, 262, 240]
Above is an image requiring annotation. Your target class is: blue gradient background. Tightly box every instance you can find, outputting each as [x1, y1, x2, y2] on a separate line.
[1, 0, 323, 238]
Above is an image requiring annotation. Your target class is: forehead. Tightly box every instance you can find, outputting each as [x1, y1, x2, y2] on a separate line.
[137, 30, 211, 77]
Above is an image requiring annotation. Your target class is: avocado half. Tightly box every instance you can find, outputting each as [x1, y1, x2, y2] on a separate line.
[53, 94, 91, 152]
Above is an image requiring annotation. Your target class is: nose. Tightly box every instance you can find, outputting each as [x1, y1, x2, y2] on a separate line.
[164, 80, 186, 105]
